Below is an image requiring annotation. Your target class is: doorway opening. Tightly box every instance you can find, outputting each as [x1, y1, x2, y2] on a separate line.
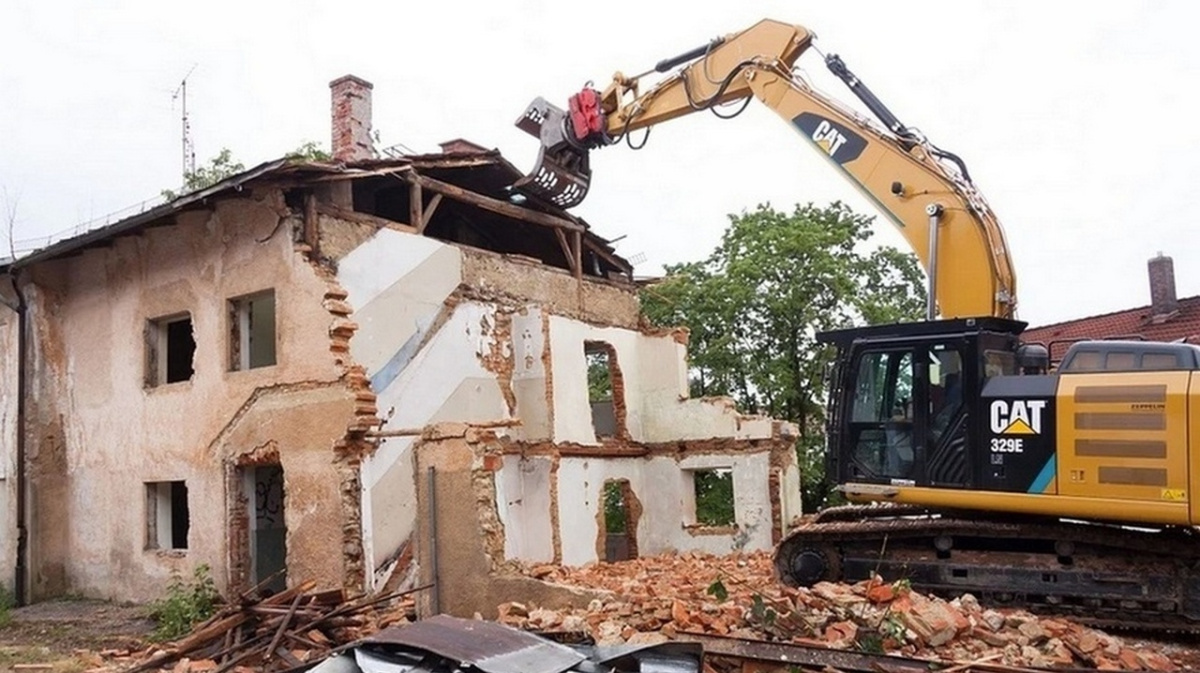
[242, 464, 286, 594]
[602, 479, 640, 562]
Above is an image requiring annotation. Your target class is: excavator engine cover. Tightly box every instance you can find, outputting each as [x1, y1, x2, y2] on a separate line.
[513, 97, 592, 208]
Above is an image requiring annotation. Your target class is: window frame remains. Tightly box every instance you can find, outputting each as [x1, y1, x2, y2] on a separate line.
[145, 480, 190, 551]
[145, 312, 196, 387]
[228, 289, 278, 371]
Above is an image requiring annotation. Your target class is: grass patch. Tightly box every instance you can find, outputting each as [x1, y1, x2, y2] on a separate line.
[0, 585, 15, 628]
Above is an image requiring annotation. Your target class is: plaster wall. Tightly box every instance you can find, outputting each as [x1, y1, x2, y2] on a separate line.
[494, 455, 554, 563]
[413, 428, 596, 619]
[338, 229, 529, 583]
[23, 192, 350, 601]
[358, 299, 513, 580]
[510, 308, 550, 441]
[459, 248, 639, 328]
[552, 452, 775, 566]
[546, 317, 776, 444]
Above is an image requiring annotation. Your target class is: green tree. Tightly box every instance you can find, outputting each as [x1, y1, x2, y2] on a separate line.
[586, 350, 613, 402]
[641, 202, 925, 510]
[286, 140, 332, 162]
[162, 148, 245, 201]
[603, 481, 627, 534]
[694, 469, 735, 526]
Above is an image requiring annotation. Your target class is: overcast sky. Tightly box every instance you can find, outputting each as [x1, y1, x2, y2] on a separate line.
[2, 1, 1197, 327]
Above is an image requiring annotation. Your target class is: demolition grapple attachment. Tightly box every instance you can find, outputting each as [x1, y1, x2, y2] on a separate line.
[512, 89, 607, 209]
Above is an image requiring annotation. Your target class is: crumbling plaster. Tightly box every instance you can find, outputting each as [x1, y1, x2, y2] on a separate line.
[360, 299, 513, 577]
[494, 455, 555, 563]
[496, 450, 780, 568]
[547, 316, 778, 445]
[336, 224, 804, 593]
[459, 248, 639, 328]
[413, 425, 598, 619]
[21, 191, 354, 601]
[336, 226, 654, 588]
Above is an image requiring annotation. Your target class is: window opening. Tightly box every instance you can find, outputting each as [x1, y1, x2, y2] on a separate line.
[230, 291, 277, 370]
[692, 469, 735, 526]
[145, 481, 189, 550]
[146, 314, 196, 386]
[602, 479, 638, 561]
[585, 342, 617, 437]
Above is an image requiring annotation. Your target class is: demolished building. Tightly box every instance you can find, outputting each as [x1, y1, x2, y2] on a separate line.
[0, 75, 802, 613]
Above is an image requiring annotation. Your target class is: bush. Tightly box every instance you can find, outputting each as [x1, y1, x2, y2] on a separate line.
[0, 584, 14, 627]
[149, 564, 221, 641]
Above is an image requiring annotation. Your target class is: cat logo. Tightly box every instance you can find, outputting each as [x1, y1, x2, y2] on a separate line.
[791, 114, 868, 165]
[811, 120, 849, 158]
[990, 400, 1045, 435]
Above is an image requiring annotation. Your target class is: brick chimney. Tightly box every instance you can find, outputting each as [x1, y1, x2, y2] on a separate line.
[1148, 252, 1178, 318]
[330, 75, 374, 162]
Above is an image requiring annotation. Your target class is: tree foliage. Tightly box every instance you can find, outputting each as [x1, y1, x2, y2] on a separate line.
[640, 202, 925, 510]
[693, 469, 735, 526]
[162, 148, 245, 201]
[286, 140, 333, 162]
[603, 481, 627, 534]
[586, 349, 613, 403]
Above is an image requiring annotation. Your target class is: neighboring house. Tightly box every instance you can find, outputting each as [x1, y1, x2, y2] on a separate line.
[1023, 254, 1200, 362]
[0, 75, 801, 614]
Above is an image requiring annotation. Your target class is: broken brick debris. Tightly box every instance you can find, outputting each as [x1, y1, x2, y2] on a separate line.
[96, 580, 420, 673]
[502, 550, 1180, 671]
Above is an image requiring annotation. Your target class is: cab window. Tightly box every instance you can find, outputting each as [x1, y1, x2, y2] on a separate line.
[849, 350, 915, 480]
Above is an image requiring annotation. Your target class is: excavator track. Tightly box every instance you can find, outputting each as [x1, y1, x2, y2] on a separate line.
[774, 505, 1200, 633]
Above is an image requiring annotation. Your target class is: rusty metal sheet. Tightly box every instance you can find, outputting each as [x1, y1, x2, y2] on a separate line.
[364, 614, 585, 673]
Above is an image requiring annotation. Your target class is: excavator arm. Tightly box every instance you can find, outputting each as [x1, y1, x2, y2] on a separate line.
[513, 19, 1017, 320]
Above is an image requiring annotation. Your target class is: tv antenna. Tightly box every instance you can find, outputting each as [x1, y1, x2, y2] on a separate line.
[171, 65, 198, 180]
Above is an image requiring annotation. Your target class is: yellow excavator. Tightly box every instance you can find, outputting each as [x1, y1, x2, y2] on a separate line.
[512, 19, 1200, 629]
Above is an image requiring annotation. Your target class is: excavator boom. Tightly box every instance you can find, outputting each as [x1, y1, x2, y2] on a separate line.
[512, 19, 1017, 320]
[511, 19, 1200, 632]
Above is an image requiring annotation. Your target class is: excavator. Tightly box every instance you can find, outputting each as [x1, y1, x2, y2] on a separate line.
[510, 19, 1200, 630]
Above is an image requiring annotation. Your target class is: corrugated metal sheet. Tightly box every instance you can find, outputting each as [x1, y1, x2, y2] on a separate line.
[364, 614, 585, 673]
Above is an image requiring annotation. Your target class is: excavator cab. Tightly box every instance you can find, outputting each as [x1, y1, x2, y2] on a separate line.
[821, 318, 1025, 493]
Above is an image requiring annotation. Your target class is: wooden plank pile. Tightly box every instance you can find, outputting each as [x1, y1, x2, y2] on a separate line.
[117, 580, 422, 673]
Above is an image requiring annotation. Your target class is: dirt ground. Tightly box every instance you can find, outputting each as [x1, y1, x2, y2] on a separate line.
[0, 599, 154, 671]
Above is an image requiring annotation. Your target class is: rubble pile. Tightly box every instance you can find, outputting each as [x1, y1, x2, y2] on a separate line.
[503, 551, 1178, 671]
[99, 580, 418, 672]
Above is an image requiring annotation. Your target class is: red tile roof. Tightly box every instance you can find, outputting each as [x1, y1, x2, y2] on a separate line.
[1023, 294, 1200, 361]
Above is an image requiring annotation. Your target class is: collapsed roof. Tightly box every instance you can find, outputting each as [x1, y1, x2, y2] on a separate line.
[8, 149, 633, 282]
